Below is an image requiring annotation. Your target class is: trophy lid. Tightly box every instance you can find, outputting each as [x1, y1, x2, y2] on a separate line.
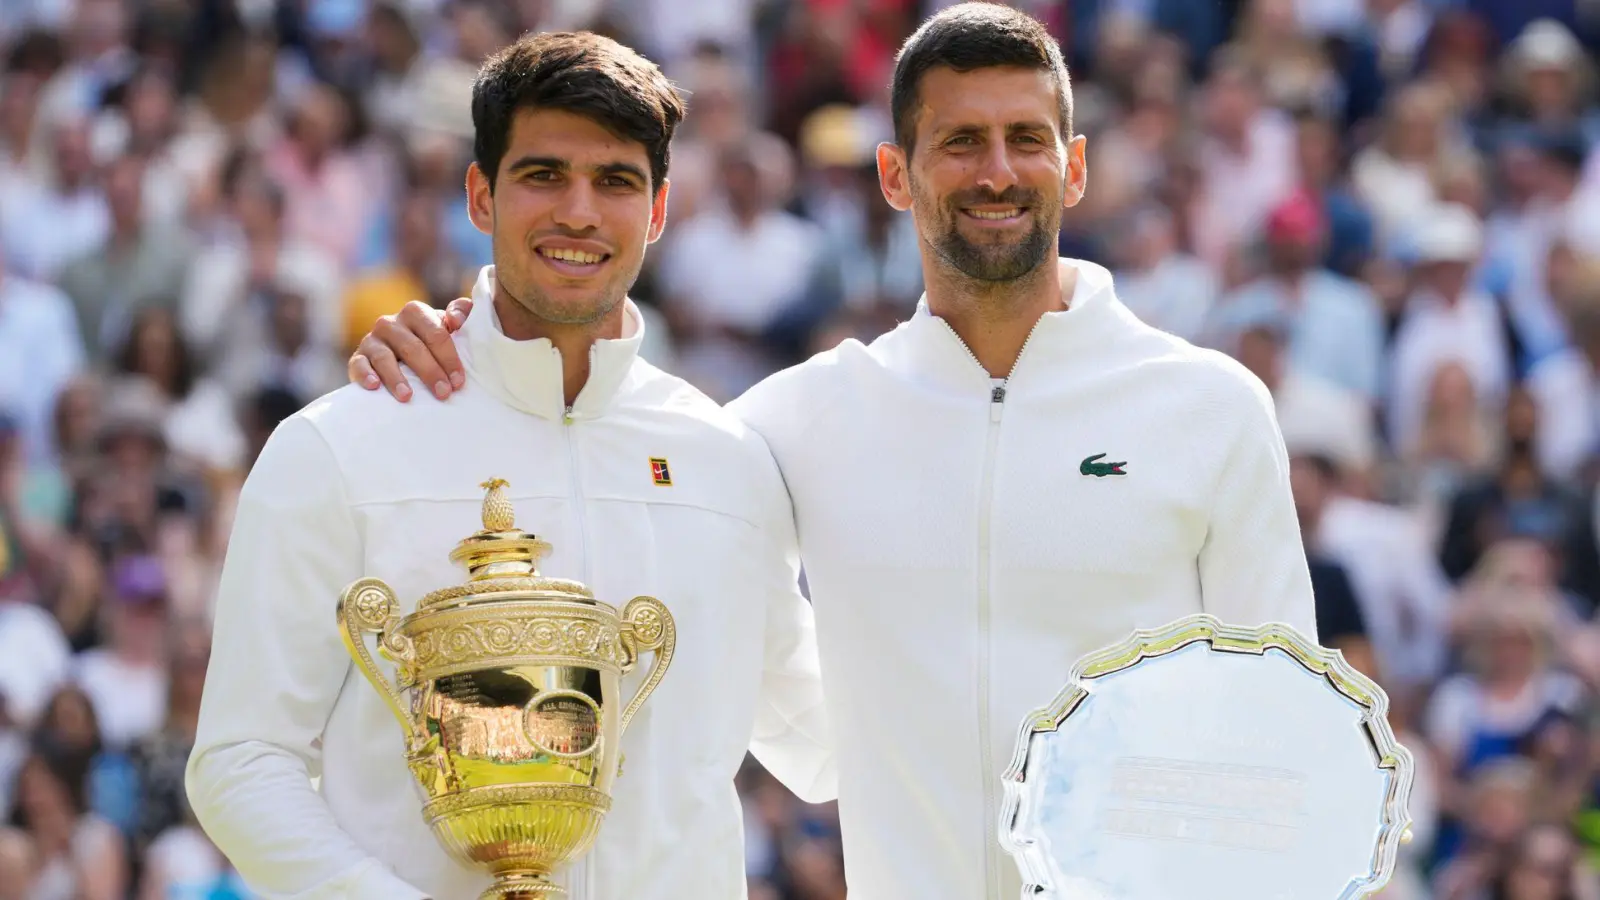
[416, 478, 594, 611]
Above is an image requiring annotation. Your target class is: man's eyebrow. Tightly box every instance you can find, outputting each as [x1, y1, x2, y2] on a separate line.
[928, 123, 984, 142]
[505, 155, 567, 174]
[934, 120, 1057, 136]
[596, 162, 648, 182]
[505, 157, 648, 184]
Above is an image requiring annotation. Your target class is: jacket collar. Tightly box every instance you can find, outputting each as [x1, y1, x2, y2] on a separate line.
[889, 257, 1127, 394]
[460, 266, 645, 421]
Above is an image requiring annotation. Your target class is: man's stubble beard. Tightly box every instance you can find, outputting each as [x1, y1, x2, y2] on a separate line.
[910, 173, 1059, 285]
[494, 234, 640, 329]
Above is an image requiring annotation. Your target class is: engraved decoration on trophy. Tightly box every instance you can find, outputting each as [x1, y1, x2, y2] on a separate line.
[999, 614, 1415, 900]
[337, 478, 675, 900]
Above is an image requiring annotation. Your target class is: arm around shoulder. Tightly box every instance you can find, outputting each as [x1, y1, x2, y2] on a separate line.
[185, 414, 429, 899]
[745, 441, 837, 804]
[1195, 366, 1319, 642]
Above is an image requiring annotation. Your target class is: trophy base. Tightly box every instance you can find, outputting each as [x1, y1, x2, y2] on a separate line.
[481, 873, 563, 900]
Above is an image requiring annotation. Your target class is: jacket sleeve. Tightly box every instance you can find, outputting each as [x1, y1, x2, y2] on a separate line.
[1195, 374, 1320, 642]
[185, 415, 430, 900]
[745, 442, 837, 804]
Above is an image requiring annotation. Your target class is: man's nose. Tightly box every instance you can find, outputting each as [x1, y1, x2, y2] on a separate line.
[553, 180, 603, 231]
[974, 142, 1020, 197]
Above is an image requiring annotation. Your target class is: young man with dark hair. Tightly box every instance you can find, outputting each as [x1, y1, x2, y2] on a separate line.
[187, 31, 834, 900]
[350, 5, 1318, 898]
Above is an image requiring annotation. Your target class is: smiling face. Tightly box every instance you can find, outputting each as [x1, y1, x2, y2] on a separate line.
[467, 107, 668, 328]
[879, 65, 1084, 286]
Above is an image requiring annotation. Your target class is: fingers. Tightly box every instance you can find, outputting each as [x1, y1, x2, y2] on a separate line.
[397, 301, 465, 396]
[358, 321, 414, 402]
[445, 297, 473, 332]
[348, 352, 380, 392]
[347, 298, 473, 403]
[374, 308, 454, 400]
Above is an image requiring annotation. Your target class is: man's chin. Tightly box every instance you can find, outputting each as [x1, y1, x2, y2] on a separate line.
[498, 278, 619, 328]
[945, 247, 1046, 283]
[531, 289, 626, 327]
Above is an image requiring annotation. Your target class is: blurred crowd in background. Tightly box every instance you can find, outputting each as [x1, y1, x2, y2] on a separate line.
[5, 0, 1600, 898]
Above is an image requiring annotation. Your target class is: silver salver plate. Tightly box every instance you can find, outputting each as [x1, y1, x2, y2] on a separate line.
[998, 614, 1414, 900]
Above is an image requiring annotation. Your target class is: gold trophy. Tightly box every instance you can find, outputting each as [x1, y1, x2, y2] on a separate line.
[336, 478, 674, 900]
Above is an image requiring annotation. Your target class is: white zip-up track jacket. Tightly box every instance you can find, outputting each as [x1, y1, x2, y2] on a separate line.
[728, 258, 1319, 900]
[187, 268, 835, 900]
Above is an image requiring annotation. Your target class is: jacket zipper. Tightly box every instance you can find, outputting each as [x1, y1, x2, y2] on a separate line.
[937, 316, 1044, 899]
[563, 347, 596, 900]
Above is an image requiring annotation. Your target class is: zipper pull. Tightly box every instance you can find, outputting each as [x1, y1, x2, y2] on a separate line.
[990, 384, 1005, 422]
[564, 405, 574, 424]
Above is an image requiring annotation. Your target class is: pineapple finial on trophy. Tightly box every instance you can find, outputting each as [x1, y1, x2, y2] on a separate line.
[441, 478, 551, 584]
[480, 477, 515, 533]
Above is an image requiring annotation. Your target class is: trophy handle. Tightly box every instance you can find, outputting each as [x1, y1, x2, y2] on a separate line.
[337, 577, 419, 746]
[617, 595, 675, 736]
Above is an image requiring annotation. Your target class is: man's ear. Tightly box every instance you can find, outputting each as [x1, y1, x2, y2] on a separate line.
[646, 178, 670, 244]
[877, 142, 914, 212]
[466, 162, 493, 235]
[1063, 135, 1087, 209]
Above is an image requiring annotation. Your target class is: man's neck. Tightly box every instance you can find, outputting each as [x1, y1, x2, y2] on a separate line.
[924, 258, 1070, 378]
[493, 290, 626, 408]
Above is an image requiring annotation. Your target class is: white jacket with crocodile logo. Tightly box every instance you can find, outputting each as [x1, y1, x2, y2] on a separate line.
[729, 257, 1320, 900]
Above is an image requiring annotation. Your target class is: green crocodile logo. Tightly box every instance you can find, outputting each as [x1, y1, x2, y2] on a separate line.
[1080, 453, 1127, 477]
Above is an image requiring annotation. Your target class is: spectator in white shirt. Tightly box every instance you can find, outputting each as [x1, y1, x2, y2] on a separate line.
[1425, 578, 1584, 782]
[1285, 446, 1453, 701]
[1113, 202, 1219, 343]
[0, 70, 48, 190]
[1235, 303, 1455, 696]
[7, 747, 128, 900]
[1388, 202, 1512, 457]
[110, 310, 245, 478]
[72, 554, 169, 751]
[1522, 257, 1600, 482]
[1350, 81, 1461, 251]
[1189, 48, 1298, 269]
[1396, 360, 1500, 533]
[0, 116, 108, 283]
[179, 155, 342, 367]
[1233, 307, 1377, 473]
[656, 142, 830, 400]
[1484, 131, 1592, 365]
[1206, 189, 1387, 401]
[0, 256, 84, 470]
[0, 563, 71, 737]
[1494, 19, 1600, 148]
